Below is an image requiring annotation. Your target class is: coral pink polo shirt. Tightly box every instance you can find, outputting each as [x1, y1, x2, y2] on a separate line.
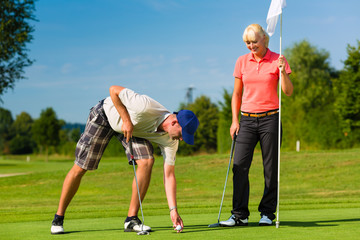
[233, 49, 291, 113]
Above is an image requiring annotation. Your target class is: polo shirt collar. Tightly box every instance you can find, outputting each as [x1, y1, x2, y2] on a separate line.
[249, 48, 272, 62]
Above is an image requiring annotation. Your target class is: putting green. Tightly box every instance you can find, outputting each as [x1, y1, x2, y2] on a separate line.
[1, 208, 359, 240]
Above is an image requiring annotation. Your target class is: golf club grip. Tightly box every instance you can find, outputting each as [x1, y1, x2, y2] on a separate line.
[128, 140, 134, 157]
[230, 133, 237, 157]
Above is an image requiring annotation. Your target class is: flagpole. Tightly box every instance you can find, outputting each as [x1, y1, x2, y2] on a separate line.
[276, 12, 282, 229]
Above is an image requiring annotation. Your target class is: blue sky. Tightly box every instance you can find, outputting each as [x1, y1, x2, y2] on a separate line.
[2, 0, 360, 123]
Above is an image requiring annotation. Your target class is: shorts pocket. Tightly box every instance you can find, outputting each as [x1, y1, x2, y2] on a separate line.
[75, 133, 93, 160]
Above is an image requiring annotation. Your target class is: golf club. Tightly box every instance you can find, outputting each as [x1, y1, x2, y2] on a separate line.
[208, 134, 237, 228]
[276, 12, 284, 229]
[129, 141, 150, 235]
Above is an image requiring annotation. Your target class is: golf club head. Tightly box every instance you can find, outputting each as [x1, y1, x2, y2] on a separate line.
[137, 230, 150, 235]
[208, 222, 221, 228]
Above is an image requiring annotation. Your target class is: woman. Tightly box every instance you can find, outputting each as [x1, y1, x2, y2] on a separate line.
[220, 24, 293, 227]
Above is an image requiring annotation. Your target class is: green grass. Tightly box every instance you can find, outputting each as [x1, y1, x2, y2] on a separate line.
[0, 149, 359, 239]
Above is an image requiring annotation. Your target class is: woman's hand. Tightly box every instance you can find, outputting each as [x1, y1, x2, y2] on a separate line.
[230, 122, 239, 139]
[277, 55, 294, 96]
[278, 55, 286, 74]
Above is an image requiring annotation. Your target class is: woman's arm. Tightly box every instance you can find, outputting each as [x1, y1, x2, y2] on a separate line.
[230, 77, 243, 138]
[278, 56, 293, 96]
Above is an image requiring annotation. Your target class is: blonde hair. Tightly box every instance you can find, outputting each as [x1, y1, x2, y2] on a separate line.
[242, 24, 269, 48]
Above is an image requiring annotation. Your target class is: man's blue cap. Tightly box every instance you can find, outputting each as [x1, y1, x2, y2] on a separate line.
[175, 110, 199, 145]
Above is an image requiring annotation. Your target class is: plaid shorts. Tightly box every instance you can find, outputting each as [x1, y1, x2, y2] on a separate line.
[75, 100, 154, 170]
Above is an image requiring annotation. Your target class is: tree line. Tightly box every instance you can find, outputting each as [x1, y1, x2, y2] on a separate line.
[1, 39, 360, 158]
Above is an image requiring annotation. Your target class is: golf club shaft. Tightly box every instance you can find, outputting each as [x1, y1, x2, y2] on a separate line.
[129, 141, 146, 232]
[217, 134, 237, 223]
[276, 12, 283, 229]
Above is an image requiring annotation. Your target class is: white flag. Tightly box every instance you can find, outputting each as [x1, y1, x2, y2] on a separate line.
[266, 0, 286, 36]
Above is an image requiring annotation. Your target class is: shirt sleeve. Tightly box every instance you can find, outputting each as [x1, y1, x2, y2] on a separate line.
[118, 88, 148, 113]
[159, 140, 178, 166]
[233, 57, 242, 79]
[283, 56, 292, 74]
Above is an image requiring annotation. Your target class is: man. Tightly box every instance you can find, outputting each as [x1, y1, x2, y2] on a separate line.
[51, 85, 199, 234]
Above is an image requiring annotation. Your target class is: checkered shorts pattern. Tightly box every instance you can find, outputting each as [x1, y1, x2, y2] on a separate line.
[75, 100, 154, 170]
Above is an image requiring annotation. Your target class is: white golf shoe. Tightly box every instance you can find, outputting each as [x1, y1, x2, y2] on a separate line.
[219, 214, 248, 227]
[51, 215, 64, 234]
[259, 215, 272, 226]
[124, 216, 151, 232]
[51, 225, 64, 234]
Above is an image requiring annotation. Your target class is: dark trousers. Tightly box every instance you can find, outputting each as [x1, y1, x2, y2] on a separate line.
[231, 113, 281, 220]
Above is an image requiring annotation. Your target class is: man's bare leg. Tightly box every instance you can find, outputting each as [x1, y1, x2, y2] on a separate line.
[56, 164, 87, 216]
[127, 158, 154, 217]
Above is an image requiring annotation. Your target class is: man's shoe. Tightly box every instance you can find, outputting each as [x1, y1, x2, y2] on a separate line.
[259, 215, 272, 226]
[124, 216, 151, 232]
[219, 214, 248, 227]
[51, 215, 64, 234]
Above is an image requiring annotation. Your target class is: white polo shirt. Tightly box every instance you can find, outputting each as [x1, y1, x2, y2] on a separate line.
[103, 88, 178, 165]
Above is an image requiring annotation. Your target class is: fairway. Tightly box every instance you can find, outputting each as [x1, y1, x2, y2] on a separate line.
[1, 149, 359, 239]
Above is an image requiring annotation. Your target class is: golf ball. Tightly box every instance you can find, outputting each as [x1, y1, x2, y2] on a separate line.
[176, 225, 182, 231]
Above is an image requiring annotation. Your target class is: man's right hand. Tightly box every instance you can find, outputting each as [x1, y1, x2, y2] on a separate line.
[170, 209, 183, 233]
[109, 85, 134, 142]
[122, 120, 134, 142]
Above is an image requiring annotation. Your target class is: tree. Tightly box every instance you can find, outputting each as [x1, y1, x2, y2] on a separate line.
[0, 107, 14, 153]
[178, 95, 219, 155]
[9, 111, 35, 154]
[0, 0, 36, 96]
[283, 40, 335, 111]
[32, 107, 63, 161]
[333, 40, 360, 143]
[9, 135, 33, 154]
[217, 88, 233, 153]
[11, 111, 33, 135]
[282, 40, 342, 149]
[70, 128, 81, 142]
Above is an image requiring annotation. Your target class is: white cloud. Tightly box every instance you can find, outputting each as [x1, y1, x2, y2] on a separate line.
[119, 57, 143, 67]
[118, 55, 165, 68]
[133, 64, 150, 71]
[26, 64, 48, 75]
[206, 58, 218, 67]
[172, 56, 191, 63]
[86, 59, 102, 66]
[61, 63, 75, 74]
